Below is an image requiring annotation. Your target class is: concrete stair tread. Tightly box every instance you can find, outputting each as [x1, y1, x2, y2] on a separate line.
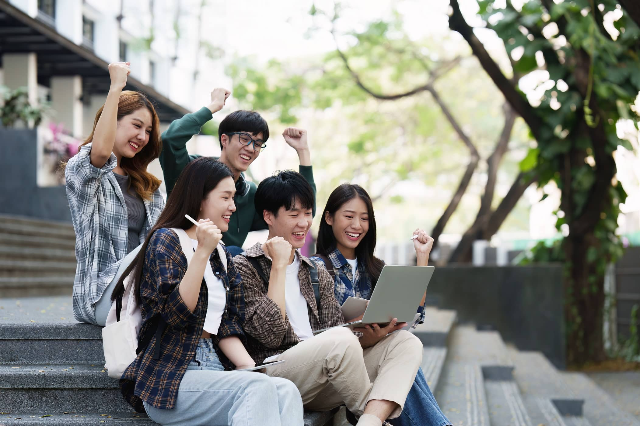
[0, 246, 76, 261]
[0, 222, 76, 240]
[0, 214, 75, 231]
[0, 297, 84, 327]
[411, 308, 457, 347]
[0, 413, 154, 425]
[0, 364, 115, 389]
[0, 233, 75, 249]
[0, 260, 77, 270]
[435, 325, 493, 426]
[0, 411, 332, 426]
[421, 347, 447, 391]
[560, 372, 640, 426]
[484, 380, 533, 426]
[448, 324, 512, 365]
[0, 276, 75, 288]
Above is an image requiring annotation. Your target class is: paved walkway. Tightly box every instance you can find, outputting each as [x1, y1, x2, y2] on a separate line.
[587, 371, 640, 421]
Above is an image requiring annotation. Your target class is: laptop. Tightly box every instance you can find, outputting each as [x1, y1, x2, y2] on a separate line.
[314, 265, 435, 334]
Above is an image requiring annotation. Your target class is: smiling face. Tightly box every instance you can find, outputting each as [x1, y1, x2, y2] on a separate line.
[325, 196, 370, 259]
[264, 198, 313, 250]
[113, 107, 153, 159]
[198, 176, 236, 233]
[220, 131, 263, 175]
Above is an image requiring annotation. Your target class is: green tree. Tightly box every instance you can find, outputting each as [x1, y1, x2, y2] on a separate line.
[448, 0, 638, 365]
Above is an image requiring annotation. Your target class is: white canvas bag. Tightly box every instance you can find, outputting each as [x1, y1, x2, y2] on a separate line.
[101, 228, 226, 379]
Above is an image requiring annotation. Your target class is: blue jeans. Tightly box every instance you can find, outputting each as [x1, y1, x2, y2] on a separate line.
[389, 367, 450, 426]
[144, 339, 304, 426]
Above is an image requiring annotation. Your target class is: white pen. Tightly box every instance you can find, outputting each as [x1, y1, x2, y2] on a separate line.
[410, 235, 419, 241]
[185, 214, 199, 226]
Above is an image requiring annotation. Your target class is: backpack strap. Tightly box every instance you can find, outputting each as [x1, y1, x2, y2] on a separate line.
[314, 254, 335, 279]
[308, 260, 321, 309]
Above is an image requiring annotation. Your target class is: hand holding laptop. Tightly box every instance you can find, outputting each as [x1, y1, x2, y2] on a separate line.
[354, 318, 408, 348]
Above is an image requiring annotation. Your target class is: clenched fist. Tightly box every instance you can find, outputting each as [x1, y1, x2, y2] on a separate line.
[208, 88, 231, 113]
[263, 236, 292, 268]
[109, 62, 130, 90]
[412, 229, 434, 258]
[195, 219, 223, 255]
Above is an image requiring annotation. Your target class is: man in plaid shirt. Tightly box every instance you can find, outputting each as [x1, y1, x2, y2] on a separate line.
[235, 171, 424, 426]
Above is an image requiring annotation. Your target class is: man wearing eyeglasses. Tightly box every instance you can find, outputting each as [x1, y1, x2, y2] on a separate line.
[159, 88, 316, 255]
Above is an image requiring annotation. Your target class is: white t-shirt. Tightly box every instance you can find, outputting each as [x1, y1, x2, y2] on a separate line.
[285, 254, 314, 341]
[191, 239, 226, 335]
[346, 257, 358, 279]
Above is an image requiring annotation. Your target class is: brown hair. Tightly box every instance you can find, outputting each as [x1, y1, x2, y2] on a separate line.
[82, 91, 162, 200]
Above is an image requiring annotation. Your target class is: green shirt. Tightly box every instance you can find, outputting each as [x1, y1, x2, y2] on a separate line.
[159, 107, 316, 247]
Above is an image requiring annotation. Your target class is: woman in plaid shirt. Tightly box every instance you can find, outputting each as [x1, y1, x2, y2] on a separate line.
[113, 157, 303, 425]
[312, 184, 451, 426]
[65, 62, 164, 325]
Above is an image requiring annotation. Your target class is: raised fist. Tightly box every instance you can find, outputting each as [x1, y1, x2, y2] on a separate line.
[108, 62, 130, 90]
[263, 236, 292, 268]
[195, 219, 223, 254]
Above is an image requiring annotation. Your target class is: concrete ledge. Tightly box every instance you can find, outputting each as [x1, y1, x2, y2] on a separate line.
[481, 365, 514, 381]
[551, 399, 584, 417]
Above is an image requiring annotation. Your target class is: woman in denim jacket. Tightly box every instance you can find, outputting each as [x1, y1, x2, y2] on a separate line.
[65, 62, 164, 325]
[312, 183, 450, 426]
[113, 157, 303, 425]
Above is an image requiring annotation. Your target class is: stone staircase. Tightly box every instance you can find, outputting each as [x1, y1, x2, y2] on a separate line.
[0, 215, 76, 298]
[0, 300, 638, 425]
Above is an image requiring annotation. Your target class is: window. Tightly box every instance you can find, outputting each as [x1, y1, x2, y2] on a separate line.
[119, 41, 128, 62]
[82, 16, 95, 49]
[37, 0, 56, 26]
[149, 61, 156, 86]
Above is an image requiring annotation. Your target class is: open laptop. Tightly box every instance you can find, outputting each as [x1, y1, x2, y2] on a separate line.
[313, 265, 435, 334]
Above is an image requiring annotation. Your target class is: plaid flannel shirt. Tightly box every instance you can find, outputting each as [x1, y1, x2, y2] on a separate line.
[65, 144, 164, 324]
[233, 243, 345, 364]
[311, 248, 426, 323]
[120, 228, 246, 412]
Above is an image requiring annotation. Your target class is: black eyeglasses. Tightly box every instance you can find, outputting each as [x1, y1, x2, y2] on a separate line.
[226, 132, 267, 152]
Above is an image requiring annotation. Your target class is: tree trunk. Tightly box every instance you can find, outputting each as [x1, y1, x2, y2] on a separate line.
[448, 170, 536, 263]
[446, 104, 516, 263]
[618, 0, 640, 29]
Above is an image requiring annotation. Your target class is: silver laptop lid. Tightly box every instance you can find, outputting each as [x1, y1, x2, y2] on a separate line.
[360, 265, 435, 324]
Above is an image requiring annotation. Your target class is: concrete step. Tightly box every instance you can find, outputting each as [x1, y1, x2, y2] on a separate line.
[0, 246, 76, 262]
[0, 365, 133, 413]
[561, 372, 640, 426]
[0, 412, 332, 426]
[0, 233, 75, 250]
[0, 276, 74, 298]
[435, 325, 492, 426]
[0, 413, 154, 425]
[0, 222, 76, 241]
[411, 307, 456, 391]
[0, 260, 76, 277]
[510, 349, 588, 426]
[0, 214, 75, 232]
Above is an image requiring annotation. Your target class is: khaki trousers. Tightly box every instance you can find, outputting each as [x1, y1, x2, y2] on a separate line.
[266, 327, 423, 419]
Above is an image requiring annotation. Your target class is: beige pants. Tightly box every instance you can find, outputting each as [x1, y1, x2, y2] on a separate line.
[266, 327, 423, 419]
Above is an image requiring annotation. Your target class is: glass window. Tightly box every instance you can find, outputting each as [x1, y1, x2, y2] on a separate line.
[82, 16, 95, 48]
[38, 0, 56, 19]
[149, 61, 156, 86]
[119, 41, 128, 62]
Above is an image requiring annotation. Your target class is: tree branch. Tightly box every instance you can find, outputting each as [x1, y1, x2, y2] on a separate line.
[448, 0, 543, 140]
[332, 31, 461, 101]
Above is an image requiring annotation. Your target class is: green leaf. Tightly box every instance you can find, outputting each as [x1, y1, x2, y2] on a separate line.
[520, 148, 539, 172]
[514, 55, 538, 73]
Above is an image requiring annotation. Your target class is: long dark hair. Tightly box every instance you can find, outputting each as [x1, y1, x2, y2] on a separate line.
[112, 157, 234, 304]
[316, 184, 385, 287]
